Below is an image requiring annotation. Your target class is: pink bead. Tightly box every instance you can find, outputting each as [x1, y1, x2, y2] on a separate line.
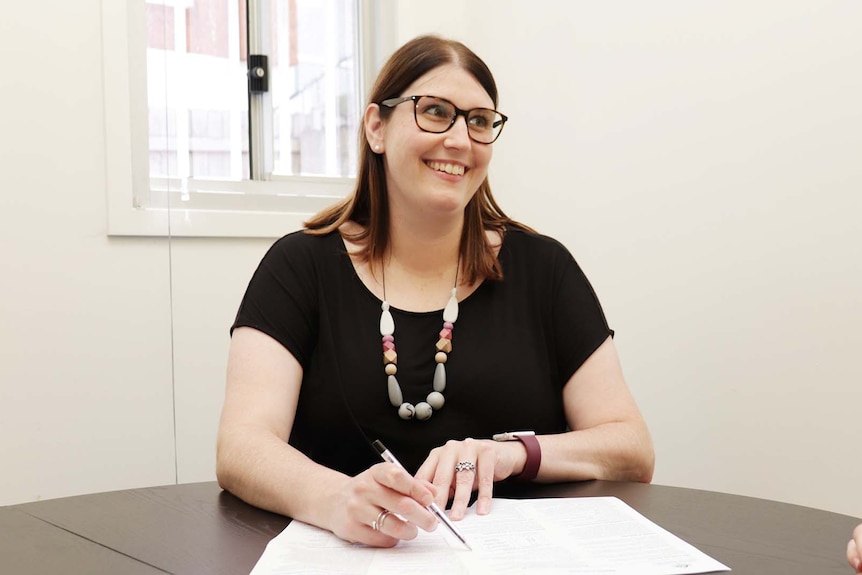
[439, 328, 451, 339]
[443, 322, 454, 330]
[383, 341, 395, 351]
[382, 335, 394, 343]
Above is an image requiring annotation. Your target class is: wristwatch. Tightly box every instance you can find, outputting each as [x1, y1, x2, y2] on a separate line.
[493, 431, 541, 482]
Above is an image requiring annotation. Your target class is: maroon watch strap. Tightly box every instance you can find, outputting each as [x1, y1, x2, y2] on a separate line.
[511, 434, 541, 482]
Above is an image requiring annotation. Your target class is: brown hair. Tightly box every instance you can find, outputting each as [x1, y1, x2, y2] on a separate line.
[304, 34, 529, 283]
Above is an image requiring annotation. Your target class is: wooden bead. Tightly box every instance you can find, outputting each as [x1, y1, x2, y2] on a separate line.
[435, 351, 447, 364]
[435, 338, 452, 353]
[383, 349, 397, 364]
[385, 363, 397, 375]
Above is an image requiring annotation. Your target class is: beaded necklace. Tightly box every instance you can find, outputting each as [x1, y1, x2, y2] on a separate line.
[379, 260, 459, 421]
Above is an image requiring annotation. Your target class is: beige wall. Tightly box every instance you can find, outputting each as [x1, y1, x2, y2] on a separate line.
[1, 0, 860, 519]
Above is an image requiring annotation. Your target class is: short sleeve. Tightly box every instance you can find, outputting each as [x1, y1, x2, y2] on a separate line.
[231, 231, 321, 367]
[550, 245, 614, 384]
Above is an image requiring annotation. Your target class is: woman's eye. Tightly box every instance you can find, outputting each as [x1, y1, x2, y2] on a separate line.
[423, 105, 449, 118]
[469, 114, 491, 129]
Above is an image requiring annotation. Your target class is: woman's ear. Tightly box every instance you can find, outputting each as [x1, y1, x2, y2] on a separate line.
[364, 103, 385, 153]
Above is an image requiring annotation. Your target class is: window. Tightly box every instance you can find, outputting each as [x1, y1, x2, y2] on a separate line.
[104, 0, 394, 237]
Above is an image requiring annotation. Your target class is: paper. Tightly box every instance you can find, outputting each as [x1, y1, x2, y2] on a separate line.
[249, 497, 730, 575]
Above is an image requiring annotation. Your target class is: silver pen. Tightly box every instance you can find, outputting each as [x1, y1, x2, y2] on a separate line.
[371, 440, 472, 550]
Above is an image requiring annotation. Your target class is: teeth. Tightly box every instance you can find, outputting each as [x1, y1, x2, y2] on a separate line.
[427, 161, 465, 176]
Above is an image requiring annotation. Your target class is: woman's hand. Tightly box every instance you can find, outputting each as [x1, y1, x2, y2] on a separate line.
[415, 438, 527, 520]
[326, 462, 440, 547]
[848, 523, 862, 572]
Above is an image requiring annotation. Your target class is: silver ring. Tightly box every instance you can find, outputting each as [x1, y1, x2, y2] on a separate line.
[372, 509, 391, 532]
[455, 461, 476, 473]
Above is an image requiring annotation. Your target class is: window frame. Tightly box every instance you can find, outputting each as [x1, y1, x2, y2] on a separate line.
[103, 0, 395, 238]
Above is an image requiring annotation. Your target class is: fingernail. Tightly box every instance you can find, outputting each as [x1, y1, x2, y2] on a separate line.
[478, 500, 489, 515]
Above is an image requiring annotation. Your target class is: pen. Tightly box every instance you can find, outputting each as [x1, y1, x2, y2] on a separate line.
[371, 440, 472, 551]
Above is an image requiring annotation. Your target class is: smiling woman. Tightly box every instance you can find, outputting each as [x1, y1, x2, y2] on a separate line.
[215, 34, 655, 549]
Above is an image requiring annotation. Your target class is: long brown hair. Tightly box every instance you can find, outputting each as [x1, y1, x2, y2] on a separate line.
[304, 35, 529, 283]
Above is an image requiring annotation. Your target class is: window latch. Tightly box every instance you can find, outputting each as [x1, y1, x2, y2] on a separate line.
[248, 55, 269, 94]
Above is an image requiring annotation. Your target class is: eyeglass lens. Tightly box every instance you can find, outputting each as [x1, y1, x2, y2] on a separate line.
[414, 96, 504, 143]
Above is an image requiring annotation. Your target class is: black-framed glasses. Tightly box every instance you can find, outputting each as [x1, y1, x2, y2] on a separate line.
[379, 95, 508, 144]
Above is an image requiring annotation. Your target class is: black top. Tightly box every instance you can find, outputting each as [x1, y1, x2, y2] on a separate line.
[232, 227, 613, 474]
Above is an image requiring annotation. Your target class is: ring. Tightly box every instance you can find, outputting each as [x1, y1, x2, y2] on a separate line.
[371, 509, 391, 532]
[455, 461, 476, 473]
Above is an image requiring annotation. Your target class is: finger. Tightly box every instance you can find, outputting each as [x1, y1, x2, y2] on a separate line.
[414, 453, 438, 483]
[372, 462, 435, 509]
[369, 509, 419, 543]
[849, 539, 861, 571]
[448, 459, 476, 520]
[429, 453, 458, 510]
[474, 448, 496, 515]
[372, 462, 424, 496]
[369, 464, 438, 532]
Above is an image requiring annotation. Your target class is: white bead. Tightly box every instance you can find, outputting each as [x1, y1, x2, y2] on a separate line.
[414, 402, 433, 420]
[387, 375, 403, 407]
[379, 306, 395, 336]
[433, 363, 446, 392]
[426, 391, 445, 410]
[384, 363, 397, 375]
[442, 293, 459, 323]
[398, 403, 415, 420]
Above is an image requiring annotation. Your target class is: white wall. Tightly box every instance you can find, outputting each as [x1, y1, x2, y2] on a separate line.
[1, 0, 860, 520]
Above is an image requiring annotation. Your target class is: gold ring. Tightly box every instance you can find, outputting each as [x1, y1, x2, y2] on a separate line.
[372, 509, 391, 532]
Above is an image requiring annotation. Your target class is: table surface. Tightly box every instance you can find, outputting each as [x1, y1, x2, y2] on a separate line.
[2, 480, 859, 574]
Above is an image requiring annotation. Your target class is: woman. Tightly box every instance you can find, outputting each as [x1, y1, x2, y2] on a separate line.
[216, 34, 654, 548]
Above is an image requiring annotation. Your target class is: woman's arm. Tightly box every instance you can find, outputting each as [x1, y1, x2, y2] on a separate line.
[416, 336, 654, 518]
[535, 335, 655, 484]
[217, 327, 438, 546]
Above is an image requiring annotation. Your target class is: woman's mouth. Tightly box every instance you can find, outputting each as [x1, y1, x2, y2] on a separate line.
[425, 160, 466, 176]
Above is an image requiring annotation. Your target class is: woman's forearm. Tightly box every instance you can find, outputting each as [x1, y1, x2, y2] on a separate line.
[533, 421, 655, 484]
[216, 424, 349, 528]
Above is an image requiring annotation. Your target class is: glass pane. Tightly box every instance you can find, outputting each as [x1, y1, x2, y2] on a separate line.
[271, 0, 360, 177]
[146, 0, 249, 183]
[146, 0, 361, 186]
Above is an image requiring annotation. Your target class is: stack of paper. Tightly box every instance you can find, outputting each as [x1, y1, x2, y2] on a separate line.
[250, 497, 730, 575]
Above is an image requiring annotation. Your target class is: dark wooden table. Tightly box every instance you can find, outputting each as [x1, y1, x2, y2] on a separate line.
[2, 480, 858, 574]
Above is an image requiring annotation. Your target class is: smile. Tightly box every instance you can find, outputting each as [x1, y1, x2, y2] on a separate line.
[425, 161, 466, 176]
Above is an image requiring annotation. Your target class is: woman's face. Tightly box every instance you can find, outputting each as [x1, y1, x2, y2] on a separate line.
[369, 64, 496, 220]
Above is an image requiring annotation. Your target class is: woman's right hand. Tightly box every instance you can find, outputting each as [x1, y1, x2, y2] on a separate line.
[327, 462, 440, 547]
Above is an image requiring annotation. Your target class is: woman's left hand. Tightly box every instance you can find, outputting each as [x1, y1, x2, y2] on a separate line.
[415, 438, 526, 520]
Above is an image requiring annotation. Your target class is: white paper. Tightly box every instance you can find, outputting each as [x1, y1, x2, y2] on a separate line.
[249, 497, 730, 575]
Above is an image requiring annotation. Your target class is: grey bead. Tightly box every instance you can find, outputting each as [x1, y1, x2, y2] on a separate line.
[426, 391, 445, 410]
[398, 403, 415, 420]
[387, 375, 403, 407]
[414, 402, 433, 420]
[433, 363, 446, 392]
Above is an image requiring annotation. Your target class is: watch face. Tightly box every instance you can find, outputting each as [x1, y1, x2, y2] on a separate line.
[493, 431, 535, 441]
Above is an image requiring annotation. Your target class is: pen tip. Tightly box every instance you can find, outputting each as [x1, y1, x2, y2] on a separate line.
[371, 439, 385, 454]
